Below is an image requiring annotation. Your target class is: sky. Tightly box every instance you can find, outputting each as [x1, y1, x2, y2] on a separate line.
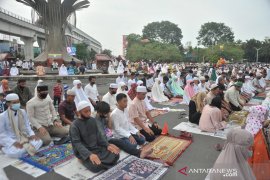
[0, 0, 270, 55]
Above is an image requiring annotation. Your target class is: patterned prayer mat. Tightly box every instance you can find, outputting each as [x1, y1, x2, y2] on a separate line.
[142, 135, 192, 165]
[228, 111, 249, 126]
[20, 143, 74, 172]
[91, 156, 168, 180]
[150, 109, 169, 118]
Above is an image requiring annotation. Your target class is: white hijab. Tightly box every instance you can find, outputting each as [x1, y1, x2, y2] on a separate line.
[59, 64, 68, 76]
[72, 80, 94, 112]
[151, 78, 169, 102]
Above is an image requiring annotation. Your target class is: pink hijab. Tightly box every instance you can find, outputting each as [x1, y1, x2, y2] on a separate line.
[184, 80, 195, 98]
[245, 105, 267, 136]
[210, 129, 255, 180]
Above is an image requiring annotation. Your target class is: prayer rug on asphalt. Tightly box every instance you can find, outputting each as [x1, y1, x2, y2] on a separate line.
[141, 135, 191, 165]
[158, 98, 182, 106]
[20, 143, 74, 172]
[150, 109, 169, 118]
[91, 155, 168, 180]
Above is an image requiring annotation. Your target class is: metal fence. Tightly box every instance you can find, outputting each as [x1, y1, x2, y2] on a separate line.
[0, 7, 32, 24]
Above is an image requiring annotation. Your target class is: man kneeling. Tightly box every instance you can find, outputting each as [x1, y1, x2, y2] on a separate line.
[110, 93, 153, 158]
[69, 101, 119, 173]
[0, 94, 42, 158]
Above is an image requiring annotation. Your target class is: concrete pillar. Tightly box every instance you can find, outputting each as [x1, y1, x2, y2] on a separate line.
[21, 37, 34, 60]
[37, 38, 45, 52]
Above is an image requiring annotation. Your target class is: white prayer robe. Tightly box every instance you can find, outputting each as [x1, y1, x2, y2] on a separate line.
[72, 86, 94, 112]
[152, 79, 169, 103]
[117, 61, 124, 74]
[198, 83, 207, 93]
[111, 108, 138, 139]
[84, 84, 99, 102]
[10, 67, 19, 76]
[102, 92, 117, 111]
[116, 76, 125, 85]
[0, 109, 42, 158]
[59, 65, 68, 76]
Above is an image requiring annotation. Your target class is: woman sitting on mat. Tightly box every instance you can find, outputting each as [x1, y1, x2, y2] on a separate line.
[208, 129, 256, 180]
[245, 105, 270, 180]
[199, 96, 227, 132]
[188, 92, 207, 125]
[184, 80, 195, 103]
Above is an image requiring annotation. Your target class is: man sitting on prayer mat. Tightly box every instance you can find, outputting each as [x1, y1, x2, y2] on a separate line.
[70, 101, 120, 173]
[0, 93, 42, 158]
[58, 89, 79, 126]
[129, 86, 162, 142]
[27, 84, 69, 146]
[110, 93, 153, 158]
[102, 83, 118, 111]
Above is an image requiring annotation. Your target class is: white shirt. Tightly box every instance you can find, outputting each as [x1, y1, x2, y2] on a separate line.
[16, 60, 22, 67]
[102, 92, 117, 110]
[198, 83, 207, 92]
[10, 67, 19, 76]
[116, 76, 124, 85]
[22, 62, 28, 69]
[0, 109, 35, 147]
[84, 84, 99, 101]
[128, 79, 136, 90]
[111, 108, 138, 139]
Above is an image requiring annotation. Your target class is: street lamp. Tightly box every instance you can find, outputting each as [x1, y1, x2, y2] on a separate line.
[255, 47, 261, 63]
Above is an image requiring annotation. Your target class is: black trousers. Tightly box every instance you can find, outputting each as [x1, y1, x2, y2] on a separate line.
[53, 96, 61, 107]
[229, 102, 241, 111]
[140, 124, 162, 142]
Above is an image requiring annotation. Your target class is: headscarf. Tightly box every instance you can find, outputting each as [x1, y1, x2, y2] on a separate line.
[210, 129, 255, 180]
[151, 78, 169, 102]
[72, 80, 94, 112]
[0, 79, 9, 93]
[191, 92, 206, 112]
[128, 83, 137, 100]
[184, 80, 195, 99]
[170, 77, 184, 96]
[59, 64, 68, 76]
[34, 79, 43, 97]
[117, 82, 126, 94]
[245, 105, 268, 136]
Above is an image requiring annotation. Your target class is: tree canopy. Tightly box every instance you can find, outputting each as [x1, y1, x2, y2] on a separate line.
[142, 21, 183, 48]
[197, 22, 235, 47]
[101, 49, 112, 57]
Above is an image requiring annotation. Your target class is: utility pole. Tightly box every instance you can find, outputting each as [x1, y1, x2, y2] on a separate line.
[255, 48, 261, 63]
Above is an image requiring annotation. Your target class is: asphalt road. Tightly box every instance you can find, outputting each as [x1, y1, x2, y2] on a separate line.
[5, 77, 224, 180]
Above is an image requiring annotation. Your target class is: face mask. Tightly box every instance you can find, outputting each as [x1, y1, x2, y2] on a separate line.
[248, 150, 253, 157]
[39, 93, 48, 99]
[11, 103, 20, 111]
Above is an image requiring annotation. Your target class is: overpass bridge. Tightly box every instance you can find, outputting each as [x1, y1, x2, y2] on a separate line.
[0, 7, 102, 60]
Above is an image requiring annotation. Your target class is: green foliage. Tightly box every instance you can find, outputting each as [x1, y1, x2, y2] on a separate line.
[202, 43, 244, 63]
[89, 49, 97, 61]
[142, 21, 183, 48]
[126, 41, 182, 62]
[101, 49, 112, 57]
[197, 22, 235, 47]
[74, 43, 89, 62]
[126, 34, 142, 47]
[241, 39, 262, 61]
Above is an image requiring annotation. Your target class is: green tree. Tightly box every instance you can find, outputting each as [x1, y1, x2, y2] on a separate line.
[260, 38, 270, 63]
[126, 34, 142, 47]
[126, 41, 182, 62]
[142, 21, 183, 48]
[242, 39, 262, 62]
[197, 22, 235, 47]
[89, 49, 97, 61]
[101, 49, 112, 57]
[203, 43, 243, 63]
[75, 43, 89, 62]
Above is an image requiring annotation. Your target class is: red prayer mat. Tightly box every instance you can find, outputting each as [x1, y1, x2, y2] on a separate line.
[142, 135, 192, 166]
